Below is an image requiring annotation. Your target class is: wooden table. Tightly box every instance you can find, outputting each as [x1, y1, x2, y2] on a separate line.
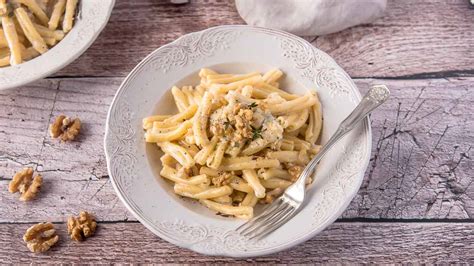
[1, 0, 473, 263]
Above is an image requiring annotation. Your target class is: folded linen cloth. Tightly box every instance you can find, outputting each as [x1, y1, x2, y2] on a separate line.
[235, 0, 387, 36]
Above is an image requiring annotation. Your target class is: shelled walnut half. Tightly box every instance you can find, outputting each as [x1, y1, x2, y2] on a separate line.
[8, 168, 43, 201]
[49, 115, 81, 141]
[23, 222, 59, 253]
[67, 211, 97, 241]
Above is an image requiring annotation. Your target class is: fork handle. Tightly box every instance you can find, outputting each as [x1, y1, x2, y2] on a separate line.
[294, 85, 390, 188]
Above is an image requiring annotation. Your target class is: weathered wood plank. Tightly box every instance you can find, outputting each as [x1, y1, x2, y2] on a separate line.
[348, 78, 474, 219]
[313, 0, 474, 78]
[0, 79, 129, 223]
[0, 222, 472, 263]
[0, 80, 57, 167]
[55, 0, 474, 78]
[0, 77, 472, 222]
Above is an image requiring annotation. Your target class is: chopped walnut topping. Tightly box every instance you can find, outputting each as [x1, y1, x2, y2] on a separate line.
[23, 222, 59, 253]
[263, 188, 284, 204]
[211, 175, 225, 186]
[67, 211, 97, 241]
[233, 107, 253, 142]
[211, 172, 233, 186]
[287, 164, 303, 182]
[49, 115, 81, 141]
[8, 168, 43, 201]
[209, 98, 254, 147]
[232, 102, 242, 114]
[240, 108, 253, 120]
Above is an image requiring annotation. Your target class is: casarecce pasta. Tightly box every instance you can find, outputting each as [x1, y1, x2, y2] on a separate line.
[143, 68, 323, 219]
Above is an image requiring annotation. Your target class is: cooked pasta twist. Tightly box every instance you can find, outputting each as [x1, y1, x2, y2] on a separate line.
[143, 68, 323, 219]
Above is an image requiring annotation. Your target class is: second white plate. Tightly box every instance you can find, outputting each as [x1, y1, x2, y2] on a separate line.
[0, 0, 115, 90]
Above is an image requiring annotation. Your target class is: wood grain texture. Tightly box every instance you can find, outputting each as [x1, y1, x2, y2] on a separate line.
[313, 0, 474, 78]
[0, 77, 472, 222]
[0, 222, 472, 263]
[0, 79, 128, 223]
[346, 78, 474, 219]
[54, 0, 474, 78]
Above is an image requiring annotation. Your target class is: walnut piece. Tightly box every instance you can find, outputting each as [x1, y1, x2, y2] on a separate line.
[23, 222, 59, 253]
[233, 106, 253, 140]
[287, 164, 303, 182]
[211, 172, 233, 186]
[262, 188, 284, 204]
[49, 115, 81, 141]
[8, 168, 43, 201]
[67, 211, 97, 241]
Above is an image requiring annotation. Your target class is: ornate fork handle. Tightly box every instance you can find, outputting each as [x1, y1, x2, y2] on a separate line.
[293, 85, 390, 190]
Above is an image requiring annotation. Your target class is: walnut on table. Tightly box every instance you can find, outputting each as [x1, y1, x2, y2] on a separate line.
[67, 211, 97, 241]
[23, 222, 59, 253]
[8, 167, 43, 201]
[49, 115, 81, 141]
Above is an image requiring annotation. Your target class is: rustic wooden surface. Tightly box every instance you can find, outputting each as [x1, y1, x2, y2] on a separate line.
[57, 0, 474, 78]
[1, 0, 473, 263]
[1, 222, 473, 264]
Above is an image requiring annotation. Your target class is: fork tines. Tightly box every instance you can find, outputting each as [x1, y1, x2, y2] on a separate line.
[236, 196, 298, 240]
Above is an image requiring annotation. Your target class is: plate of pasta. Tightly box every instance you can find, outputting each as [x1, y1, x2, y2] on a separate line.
[143, 68, 323, 219]
[0, 0, 115, 90]
[105, 25, 371, 257]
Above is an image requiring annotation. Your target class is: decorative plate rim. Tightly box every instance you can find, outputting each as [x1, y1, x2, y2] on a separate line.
[104, 25, 372, 258]
[0, 0, 116, 90]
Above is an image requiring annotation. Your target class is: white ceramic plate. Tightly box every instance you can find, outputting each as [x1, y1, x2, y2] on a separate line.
[104, 25, 371, 257]
[0, 0, 115, 90]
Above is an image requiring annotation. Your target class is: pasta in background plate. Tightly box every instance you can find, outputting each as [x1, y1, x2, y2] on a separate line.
[0, 0, 78, 67]
[143, 68, 323, 219]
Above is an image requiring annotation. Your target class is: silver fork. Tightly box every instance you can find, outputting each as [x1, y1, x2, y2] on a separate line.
[236, 85, 390, 240]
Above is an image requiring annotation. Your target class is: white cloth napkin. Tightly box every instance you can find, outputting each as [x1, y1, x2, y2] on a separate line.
[235, 0, 387, 36]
